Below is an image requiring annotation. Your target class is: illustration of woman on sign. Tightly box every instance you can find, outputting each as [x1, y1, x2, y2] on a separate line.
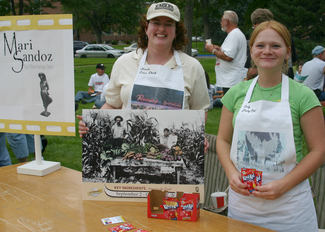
[38, 72, 52, 117]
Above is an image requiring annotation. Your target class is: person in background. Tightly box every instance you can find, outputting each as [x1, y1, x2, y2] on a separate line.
[6, 133, 30, 163]
[205, 71, 216, 110]
[0, 133, 11, 167]
[205, 10, 247, 95]
[77, 2, 210, 151]
[212, 89, 224, 108]
[295, 61, 304, 76]
[94, 82, 109, 109]
[293, 61, 308, 83]
[217, 20, 325, 231]
[246, 8, 274, 80]
[301, 45, 325, 101]
[205, 71, 223, 109]
[247, 8, 298, 80]
[75, 63, 109, 104]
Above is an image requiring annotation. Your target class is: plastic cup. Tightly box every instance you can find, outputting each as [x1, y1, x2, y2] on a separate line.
[211, 192, 227, 208]
[206, 39, 211, 45]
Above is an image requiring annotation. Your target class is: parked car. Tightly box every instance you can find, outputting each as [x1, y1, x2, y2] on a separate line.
[191, 48, 198, 57]
[191, 36, 204, 42]
[123, 43, 138, 53]
[123, 43, 198, 57]
[73, 41, 89, 54]
[75, 44, 124, 58]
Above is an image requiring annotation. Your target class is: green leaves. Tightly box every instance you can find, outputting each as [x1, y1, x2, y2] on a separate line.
[59, 0, 145, 43]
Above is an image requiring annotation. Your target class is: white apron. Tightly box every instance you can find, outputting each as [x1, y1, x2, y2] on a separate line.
[229, 74, 318, 232]
[126, 49, 185, 110]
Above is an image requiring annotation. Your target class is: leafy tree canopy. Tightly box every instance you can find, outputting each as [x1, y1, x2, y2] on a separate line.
[59, 0, 145, 43]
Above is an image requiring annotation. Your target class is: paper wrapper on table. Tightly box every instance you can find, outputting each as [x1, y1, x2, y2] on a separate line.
[0, 14, 75, 136]
[147, 190, 200, 222]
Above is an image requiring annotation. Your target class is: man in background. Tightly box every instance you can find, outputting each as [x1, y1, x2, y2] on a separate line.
[205, 10, 247, 95]
[301, 46, 325, 101]
[75, 63, 109, 104]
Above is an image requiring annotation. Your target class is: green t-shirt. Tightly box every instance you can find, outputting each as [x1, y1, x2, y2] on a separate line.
[221, 77, 321, 162]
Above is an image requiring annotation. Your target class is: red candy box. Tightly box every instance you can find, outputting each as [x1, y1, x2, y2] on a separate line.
[147, 190, 200, 222]
[241, 168, 263, 193]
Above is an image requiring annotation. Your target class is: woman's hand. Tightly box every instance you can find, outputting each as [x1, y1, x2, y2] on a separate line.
[253, 179, 286, 200]
[76, 115, 89, 138]
[228, 170, 250, 196]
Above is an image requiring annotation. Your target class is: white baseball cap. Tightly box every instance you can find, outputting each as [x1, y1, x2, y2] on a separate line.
[147, 2, 180, 22]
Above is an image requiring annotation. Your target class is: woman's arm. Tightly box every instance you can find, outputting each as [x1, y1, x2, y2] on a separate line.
[217, 106, 250, 196]
[254, 106, 325, 199]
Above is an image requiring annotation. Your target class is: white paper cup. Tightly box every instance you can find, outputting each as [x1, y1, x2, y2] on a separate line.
[211, 192, 227, 208]
[206, 39, 211, 45]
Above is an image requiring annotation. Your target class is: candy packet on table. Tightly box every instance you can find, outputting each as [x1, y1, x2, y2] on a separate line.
[108, 223, 135, 232]
[162, 197, 179, 220]
[241, 168, 262, 193]
[101, 216, 126, 225]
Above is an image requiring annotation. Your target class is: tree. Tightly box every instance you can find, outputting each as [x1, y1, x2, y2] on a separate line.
[0, 0, 10, 16]
[200, 0, 210, 40]
[269, 0, 325, 60]
[184, 0, 194, 56]
[59, 0, 145, 44]
[7, 0, 58, 15]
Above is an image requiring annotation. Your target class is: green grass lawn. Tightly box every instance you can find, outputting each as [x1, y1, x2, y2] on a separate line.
[8, 54, 220, 171]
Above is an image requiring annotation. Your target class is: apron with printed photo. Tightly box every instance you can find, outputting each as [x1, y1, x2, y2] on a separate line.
[126, 49, 184, 110]
[229, 74, 318, 232]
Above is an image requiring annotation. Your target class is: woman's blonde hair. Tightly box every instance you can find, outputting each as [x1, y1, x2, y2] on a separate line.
[249, 20, 292, 74]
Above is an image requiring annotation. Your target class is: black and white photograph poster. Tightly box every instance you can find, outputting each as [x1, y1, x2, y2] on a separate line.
[82, 109, 205, 202]
[0, 15, 75, 136]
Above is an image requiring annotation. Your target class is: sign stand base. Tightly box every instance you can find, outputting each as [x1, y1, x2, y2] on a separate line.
[17, 160, 61, 176]
[17, 134, 61, 176]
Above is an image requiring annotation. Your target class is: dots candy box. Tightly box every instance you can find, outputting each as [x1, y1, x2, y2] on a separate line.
[241, 168, 262, 193]
[147, 190, 200, 222]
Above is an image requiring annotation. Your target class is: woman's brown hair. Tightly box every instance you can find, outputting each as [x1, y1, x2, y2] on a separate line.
[137, 15, 189, 51]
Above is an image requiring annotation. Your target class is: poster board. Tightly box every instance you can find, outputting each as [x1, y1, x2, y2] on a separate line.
[0, 14, 75, 136]
[82, 109, 205, 203]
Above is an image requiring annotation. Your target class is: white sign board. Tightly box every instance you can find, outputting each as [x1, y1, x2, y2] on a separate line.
[0, 14, 75, 136]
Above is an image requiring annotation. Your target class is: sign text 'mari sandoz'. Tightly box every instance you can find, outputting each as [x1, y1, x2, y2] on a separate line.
[3, 32, 53, 73]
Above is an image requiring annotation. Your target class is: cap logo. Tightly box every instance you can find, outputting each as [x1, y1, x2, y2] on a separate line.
[155, 3, 174, 12]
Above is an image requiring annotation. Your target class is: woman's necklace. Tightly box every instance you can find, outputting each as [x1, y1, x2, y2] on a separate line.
[259, 87, 275, 100]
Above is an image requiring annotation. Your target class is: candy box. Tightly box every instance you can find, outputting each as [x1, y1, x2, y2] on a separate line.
[147, 190, 200, 222]
[179, 193, 200, 221]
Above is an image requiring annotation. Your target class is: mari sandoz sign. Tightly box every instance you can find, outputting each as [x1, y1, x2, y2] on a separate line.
[0, 14, 75, 136]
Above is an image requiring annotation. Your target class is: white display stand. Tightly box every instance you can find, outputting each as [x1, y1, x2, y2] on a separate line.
[17, 135, 61, 176]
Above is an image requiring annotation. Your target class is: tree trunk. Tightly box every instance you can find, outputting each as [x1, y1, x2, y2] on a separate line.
[184, 0, 194, 56]
[94, 28, 102, 44]
[201, 0, 210, 51]
[10, 0, 16, 15]
[19, 0, 23, 15]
